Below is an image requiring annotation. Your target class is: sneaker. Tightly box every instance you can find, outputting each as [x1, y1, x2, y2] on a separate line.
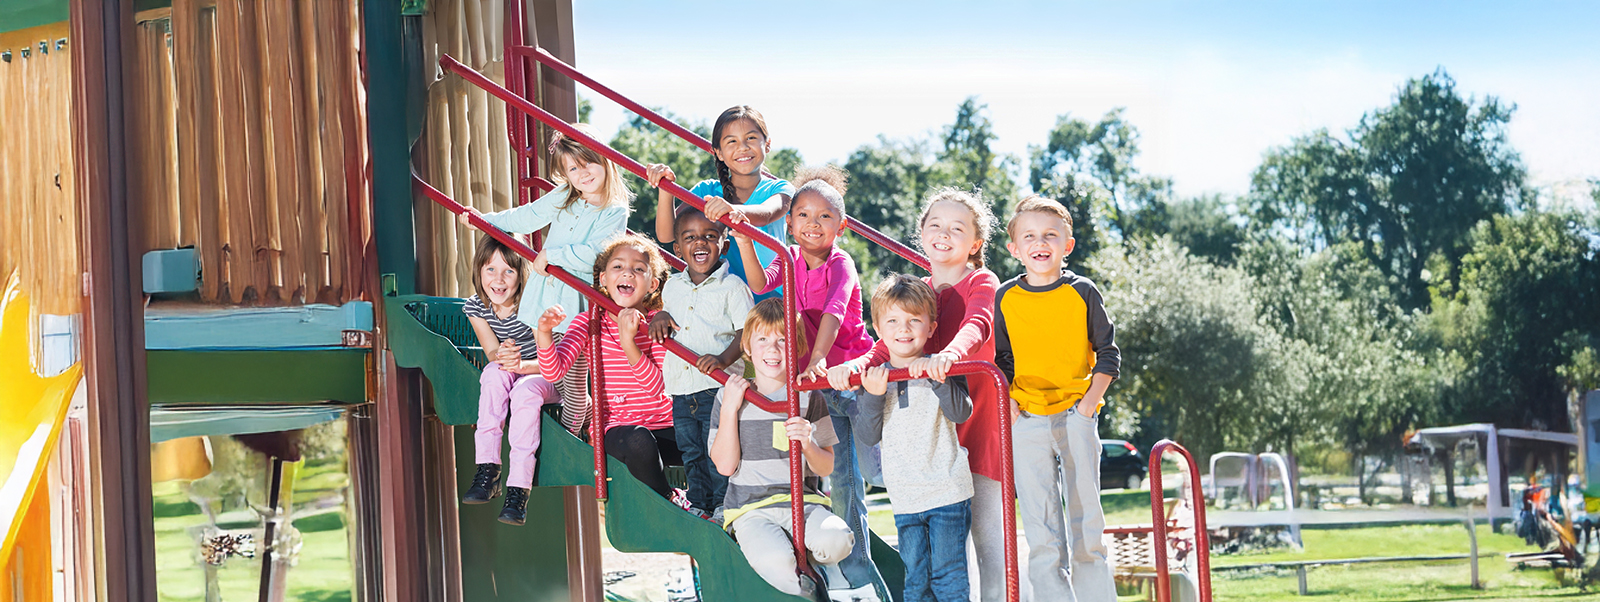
[498, 486, 529, 526]
[670, 488, 694, 512]
[827, 583, 881, 602]
[462, 463, 501, 504]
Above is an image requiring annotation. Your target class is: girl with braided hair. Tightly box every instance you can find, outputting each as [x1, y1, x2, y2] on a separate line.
[645, 105, 793, 301]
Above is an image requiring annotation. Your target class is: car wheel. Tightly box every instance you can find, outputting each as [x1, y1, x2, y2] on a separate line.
[1126, 474, 1143, 490]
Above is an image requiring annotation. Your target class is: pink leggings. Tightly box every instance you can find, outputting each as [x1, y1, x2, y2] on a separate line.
[475, 361, 559, 489]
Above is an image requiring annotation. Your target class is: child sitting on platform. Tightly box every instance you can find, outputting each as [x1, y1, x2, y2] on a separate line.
[709, 298, 853, 597]
[535, 233, 686, 506]
[459, 235, 560, 526]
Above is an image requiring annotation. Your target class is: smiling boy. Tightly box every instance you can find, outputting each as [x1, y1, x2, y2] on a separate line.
[650, 206, 755, 517]
[995, 195, 1120, 602]
[854, 274, 974, 602]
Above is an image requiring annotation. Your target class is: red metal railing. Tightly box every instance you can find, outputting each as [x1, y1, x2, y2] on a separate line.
[796, 362, 1020, 602]
[527, 174, 688, 272]
[1150, 439, 1213, 602]
[431, 55, 827, 577]
[509, 44, 931, 271]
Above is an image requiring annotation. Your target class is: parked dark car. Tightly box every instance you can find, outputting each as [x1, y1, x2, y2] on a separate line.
[1100, 439, 1147, 490]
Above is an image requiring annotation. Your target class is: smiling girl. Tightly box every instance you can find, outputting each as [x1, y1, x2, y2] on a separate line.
[459, 236, 560, 526]
[534, 234, 685, 503]
[462, 122, 630, 435]
[645, 105, 793, 299]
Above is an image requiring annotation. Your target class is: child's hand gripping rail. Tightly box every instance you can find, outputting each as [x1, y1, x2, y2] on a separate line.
[434, 55, 825, 580]
[795, 361, 1022, 602]
[507, 45, 932, 272]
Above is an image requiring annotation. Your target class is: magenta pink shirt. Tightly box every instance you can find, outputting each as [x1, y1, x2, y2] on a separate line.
[754, 245, 874, 367]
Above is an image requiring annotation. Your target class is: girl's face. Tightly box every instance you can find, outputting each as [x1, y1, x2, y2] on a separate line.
[479, 250, 520, 307]
[599, 245, 660, 309]
[788, 191, 845, 255]
[564, 155, 608, 201]
[713, 118, 770, 177]
[920, 200, 983, 268]
[746, 326, 788, 381]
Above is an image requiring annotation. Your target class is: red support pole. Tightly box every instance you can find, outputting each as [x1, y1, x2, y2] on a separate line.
[796, 361, 1019, 602]
[1148, 439, 1213, 602]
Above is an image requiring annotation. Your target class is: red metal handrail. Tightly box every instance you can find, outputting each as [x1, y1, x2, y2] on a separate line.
[1149, 439, 1213, 602]
[435, 55, 822, 578]
[797, 361, 1019, 602]
[509, 44, 932, 271]
[526, 175, 688, 272]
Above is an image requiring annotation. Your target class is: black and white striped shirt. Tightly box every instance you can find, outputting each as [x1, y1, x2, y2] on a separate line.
[462, 295, 539, 360]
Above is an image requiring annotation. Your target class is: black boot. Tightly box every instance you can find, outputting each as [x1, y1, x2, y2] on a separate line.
[498, 486, 530, 526]
[462, 463, 501, 504]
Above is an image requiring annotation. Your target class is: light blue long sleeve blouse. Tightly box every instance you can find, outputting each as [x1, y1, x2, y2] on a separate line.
[479, 185, 628, 332]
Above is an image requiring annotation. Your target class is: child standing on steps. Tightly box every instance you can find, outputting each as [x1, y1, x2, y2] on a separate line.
[997, 196, 1121, 602]
[828, 188, 1008, 600]
[709, 298, 854, 598]
[649, 205, 754, 519]
[730, 166, 886, 600]
[855, 274, 975, 602]
[461, 122, 630, 436]
[535, 234, 686, 504]
[458, 236, 560, 526]
[646, 105, 794, 301]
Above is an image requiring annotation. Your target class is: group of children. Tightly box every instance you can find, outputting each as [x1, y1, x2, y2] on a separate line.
[456, 106, 1122, 602]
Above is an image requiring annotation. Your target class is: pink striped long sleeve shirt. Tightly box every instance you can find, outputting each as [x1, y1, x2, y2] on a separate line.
[538, 309, 673, 431]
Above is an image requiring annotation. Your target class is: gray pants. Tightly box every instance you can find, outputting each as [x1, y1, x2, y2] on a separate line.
[728, 503, 856, 596]
[968, 474, 1009, 602]
[1012, 409, 1115, 602]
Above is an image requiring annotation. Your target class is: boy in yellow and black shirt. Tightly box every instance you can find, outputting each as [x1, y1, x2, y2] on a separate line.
[994, 195, 1120, 602]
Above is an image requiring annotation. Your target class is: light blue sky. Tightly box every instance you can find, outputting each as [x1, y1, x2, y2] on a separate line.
[572, 1, 1598, 200]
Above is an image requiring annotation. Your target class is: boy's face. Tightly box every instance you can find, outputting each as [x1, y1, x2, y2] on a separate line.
[1006, 211, 1075, 278]
[674, 213, 728, 277]
[874, 303, 935, 362]
[746, 326, 789, 381]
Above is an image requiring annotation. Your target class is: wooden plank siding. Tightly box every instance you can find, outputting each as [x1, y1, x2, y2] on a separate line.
[128, 1, 368, 306]
[419, 0, 518, 298]
[0, 23, 80, 332]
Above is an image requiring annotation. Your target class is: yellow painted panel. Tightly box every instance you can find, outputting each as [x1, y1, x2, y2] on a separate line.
[0, 271, 82, 569]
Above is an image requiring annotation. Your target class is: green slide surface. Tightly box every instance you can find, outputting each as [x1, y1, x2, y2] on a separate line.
[388, 294, 905, 601]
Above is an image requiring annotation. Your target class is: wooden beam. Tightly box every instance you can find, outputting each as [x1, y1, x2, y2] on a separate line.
[69, 0, 156, 599]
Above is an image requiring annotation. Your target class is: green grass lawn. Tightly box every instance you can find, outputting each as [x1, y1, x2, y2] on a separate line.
[868, 491, 1586, 602]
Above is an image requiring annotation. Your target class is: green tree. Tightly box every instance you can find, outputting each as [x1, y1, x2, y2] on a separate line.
[608, 109, 715, 235]
[1249, 69, 1527, 309]
[1427, 210, 1600, 432]
[1030, 108, 1171, 246]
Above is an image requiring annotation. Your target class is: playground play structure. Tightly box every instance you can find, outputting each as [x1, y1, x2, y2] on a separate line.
[0, 1, 1211, 601]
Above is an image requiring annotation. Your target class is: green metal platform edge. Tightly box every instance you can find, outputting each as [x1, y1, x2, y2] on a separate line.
[147, 349, 367, 405]
[385, 294, 480, 425]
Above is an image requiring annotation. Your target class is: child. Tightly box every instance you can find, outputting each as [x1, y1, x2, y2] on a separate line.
[709, 298, 853, 597]
[459, 235, 561, 526]
[730, 166, 883, 598]
[534, 233, 685, 504]
[996, 195, 1120, 602]
[645, 105, 794, 299]
[648, 205, 754, 518]
[855, 274, 974, 602]
[828, 188, 1008, 600]
[462, 122, 630, 435]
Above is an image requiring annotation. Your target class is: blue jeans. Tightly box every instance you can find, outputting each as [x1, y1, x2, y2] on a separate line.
[673, 389, 728, 513]
[825, 389, 888, 596]
[895, 499, 971, 602]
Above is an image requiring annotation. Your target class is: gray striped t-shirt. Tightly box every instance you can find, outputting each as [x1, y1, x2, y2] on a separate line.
[708, 387, 838, 527]
[462, 295, 538, 360]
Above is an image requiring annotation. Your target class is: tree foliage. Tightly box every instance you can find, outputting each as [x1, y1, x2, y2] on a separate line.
[1250, 70, 1528, 310]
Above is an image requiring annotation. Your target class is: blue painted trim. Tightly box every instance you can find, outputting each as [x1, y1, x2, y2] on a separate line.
[145, 301, 374, 350]
[142, 249, 199, 294]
